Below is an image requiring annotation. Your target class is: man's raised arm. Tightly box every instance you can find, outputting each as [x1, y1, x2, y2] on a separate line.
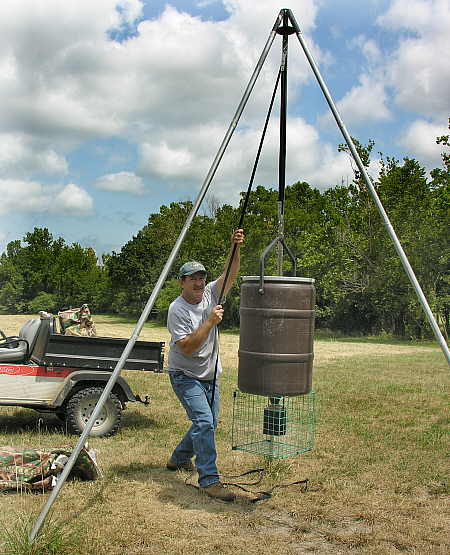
[216, 228, 244, 296]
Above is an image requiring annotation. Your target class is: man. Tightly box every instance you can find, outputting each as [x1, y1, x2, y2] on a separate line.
[166, 228, 244, 502]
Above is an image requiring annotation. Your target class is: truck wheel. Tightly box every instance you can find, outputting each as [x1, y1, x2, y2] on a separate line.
[66, 386, 122, 437]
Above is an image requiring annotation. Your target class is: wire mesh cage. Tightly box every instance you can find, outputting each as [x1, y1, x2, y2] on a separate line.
[231, 390, 315, 459]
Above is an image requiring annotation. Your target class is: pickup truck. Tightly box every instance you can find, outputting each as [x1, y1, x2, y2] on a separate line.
[0, 315, 164, 437]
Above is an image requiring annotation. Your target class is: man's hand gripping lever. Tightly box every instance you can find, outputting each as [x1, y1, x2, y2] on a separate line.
[209, 305, 224, 326]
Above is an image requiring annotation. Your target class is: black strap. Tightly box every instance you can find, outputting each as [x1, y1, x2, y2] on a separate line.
[222, 469, 308, 503]
[208, 66, 283, 411]
[227, 478, 309, 503]
[185, 468, 309, 503]
[221, 467, 266, 486]
[217, 65, 283, 307]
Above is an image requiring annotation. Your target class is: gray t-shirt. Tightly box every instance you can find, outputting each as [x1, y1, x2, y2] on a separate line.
[167, 280, 222, 380]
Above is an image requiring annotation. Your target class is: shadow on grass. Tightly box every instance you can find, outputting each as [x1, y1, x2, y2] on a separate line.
[121, 409, 162, 430]
[0, 409, 66, 435]
[109, 462, 256, 512]
[0, 408, 161, 436]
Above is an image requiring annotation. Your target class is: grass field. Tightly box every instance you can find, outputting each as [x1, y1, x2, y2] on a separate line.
[0, 314, 449, 554]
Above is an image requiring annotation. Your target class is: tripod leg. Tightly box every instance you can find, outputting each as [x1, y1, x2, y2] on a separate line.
[288, 9, 450, 364]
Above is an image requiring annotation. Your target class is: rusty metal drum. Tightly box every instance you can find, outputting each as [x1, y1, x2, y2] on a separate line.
[238, 276, 315, 396]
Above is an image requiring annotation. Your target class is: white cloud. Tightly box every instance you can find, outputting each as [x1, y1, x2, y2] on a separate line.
[0, 0, 144, 142]
[140, 142, 195, 180]
[0, 179, 51, 214]
[377, 0, 447, 32]
[377, 0, 450, 120]
[0, 180, 93, 216]
[196, 1, 219, 7]
[0, 1, 323, 142]
[0, 133, 68, 177]
[94, 171, 146, 194]
[397, 119, 449, 165]
[0, 180, 52, 214]
[0, 0, 337, 216]
[4, 0, 435, 223]
[318, 0, 449, 158]
[319, 74, 391, 127]
[52, 184, 94, 216]
[6, 1, 439, 254]
[137, 115, 355, 202]
[318, 31, 393, 129]
[348, 35, 381, 64]
[117, 0, 144, 25]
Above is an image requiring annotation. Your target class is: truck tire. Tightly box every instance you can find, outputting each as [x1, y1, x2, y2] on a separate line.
[66, 386, 122, 437]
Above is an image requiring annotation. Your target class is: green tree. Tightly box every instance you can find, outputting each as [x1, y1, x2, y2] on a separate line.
[106, 200, 239, 318]
[0, 228, 108, 314]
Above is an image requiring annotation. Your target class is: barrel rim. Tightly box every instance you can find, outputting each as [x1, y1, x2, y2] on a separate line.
[241, 275, 315, 284]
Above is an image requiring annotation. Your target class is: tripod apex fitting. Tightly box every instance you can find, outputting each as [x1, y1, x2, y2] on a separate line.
[276, 24, 295, 36]
[277, 8, 295, 36]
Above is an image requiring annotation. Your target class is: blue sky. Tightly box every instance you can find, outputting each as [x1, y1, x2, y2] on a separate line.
[0, 0, 448, 257]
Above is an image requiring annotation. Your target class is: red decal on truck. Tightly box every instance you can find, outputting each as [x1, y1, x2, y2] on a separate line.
[0, 365, 73, 378]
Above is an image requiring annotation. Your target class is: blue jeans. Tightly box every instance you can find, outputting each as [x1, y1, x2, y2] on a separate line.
[169, 372, 220, 488]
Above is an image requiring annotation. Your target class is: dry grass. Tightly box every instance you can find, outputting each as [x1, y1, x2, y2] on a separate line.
[0, 314, 449, 554]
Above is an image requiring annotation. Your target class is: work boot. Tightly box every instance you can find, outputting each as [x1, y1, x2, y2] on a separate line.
[166, 458, 194, 472]
[201, 482, 236, 502]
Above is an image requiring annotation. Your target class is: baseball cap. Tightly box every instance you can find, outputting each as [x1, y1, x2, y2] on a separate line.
[177, 261, 207, 278]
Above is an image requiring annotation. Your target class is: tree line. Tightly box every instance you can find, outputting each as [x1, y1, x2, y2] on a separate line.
[0, 138, 448, 339]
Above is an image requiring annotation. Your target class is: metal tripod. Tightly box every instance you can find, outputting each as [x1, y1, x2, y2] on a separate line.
[30, 7, 449, 543]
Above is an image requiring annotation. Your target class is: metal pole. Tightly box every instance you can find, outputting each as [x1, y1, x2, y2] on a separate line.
[277, 10, 289, 274]
[29, 11, 283, 543]
[288, 9, 449, 365]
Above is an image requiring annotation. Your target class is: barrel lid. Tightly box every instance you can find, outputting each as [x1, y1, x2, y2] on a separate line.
[242, 275, 315, 284]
